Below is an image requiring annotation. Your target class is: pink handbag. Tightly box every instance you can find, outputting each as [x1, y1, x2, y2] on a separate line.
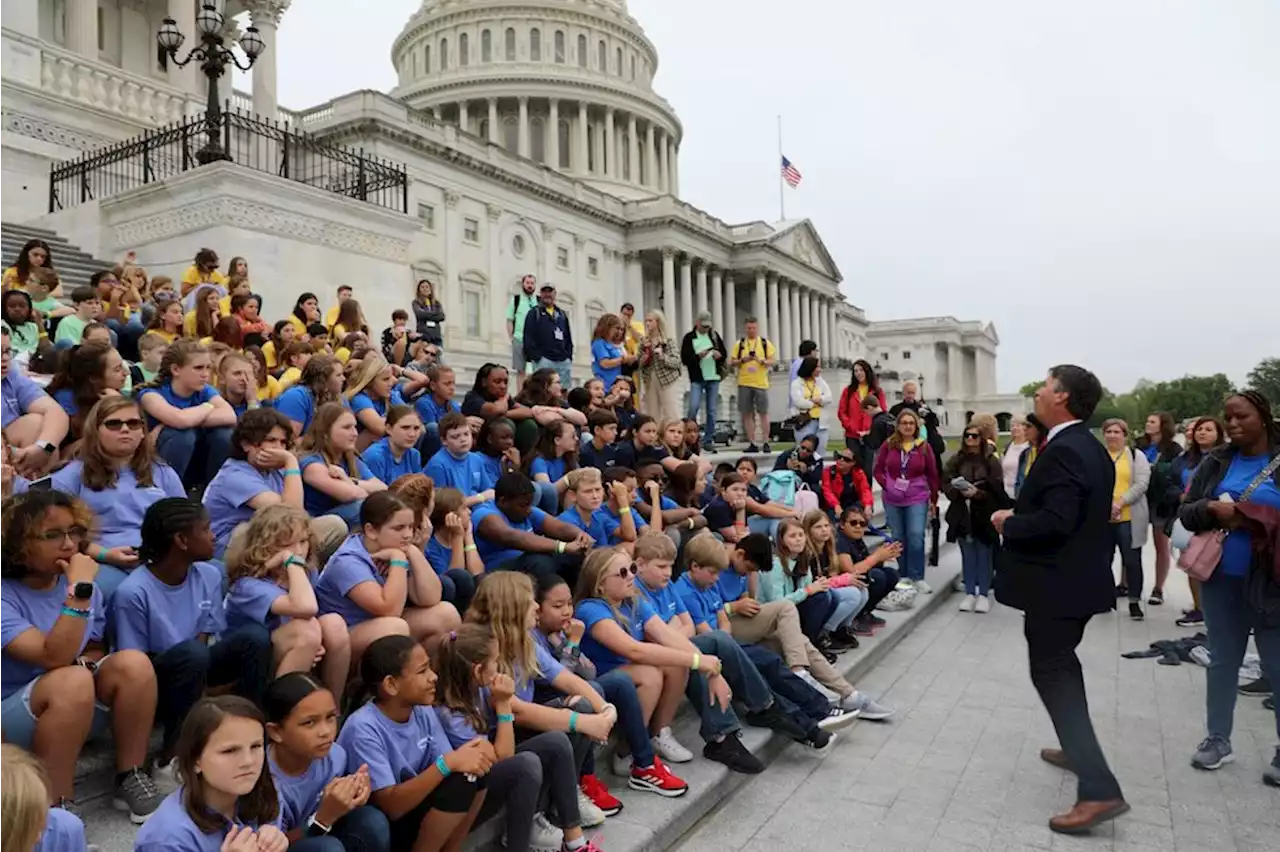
[793, 485, 820, 516]
[1177, 455, 1280, 581]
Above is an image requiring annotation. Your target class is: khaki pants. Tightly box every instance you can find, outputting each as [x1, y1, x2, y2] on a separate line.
[641, 379, 681, 424]
[226, 514, 349, 568]
[728, 600, 852, 697]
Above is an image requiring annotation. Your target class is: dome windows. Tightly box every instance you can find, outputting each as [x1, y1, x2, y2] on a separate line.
[505, 27, 516, 61]
[554, 30, 565, 64]
[597, 40, 606, 71]
[577, 34, 587, 67]
[530, 28, 541, 61]
[481, 29, 492, 62]
[459, 33, 469, 66]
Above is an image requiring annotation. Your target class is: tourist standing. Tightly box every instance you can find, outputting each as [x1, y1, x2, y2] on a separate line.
[729, 317, 777, 453]
[838, 359, 887, 480]
[590, 313, 633, 391]
[522, 285, 574, 390]
[1166, 416, 1226, 627]
[889, 380, 946, 461]
[1101, 418, 1151, 620]
[505, 273, 540, 391]
[636, 309, 682, 422]
[991, 365, 1128, 834]
[680, 311, 727, 452]
[411, 278, 445, 352]
[872, 409, 939, 592]
[1001, 417, 1030, 496]
[1136, 411, 1182, 606]
[789, 356, 833, 453]
[942, 424, 1009, 611]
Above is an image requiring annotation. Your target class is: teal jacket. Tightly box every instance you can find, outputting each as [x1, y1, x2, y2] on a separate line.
[758, 556, 811, 605]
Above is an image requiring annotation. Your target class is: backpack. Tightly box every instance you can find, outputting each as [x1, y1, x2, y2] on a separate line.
[759, 470, 800, 506]
[733, 338, 771, 360]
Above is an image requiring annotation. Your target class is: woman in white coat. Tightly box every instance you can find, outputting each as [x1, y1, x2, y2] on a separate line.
[1102, 418, 1151, 620]
[789, 356, 834, 453]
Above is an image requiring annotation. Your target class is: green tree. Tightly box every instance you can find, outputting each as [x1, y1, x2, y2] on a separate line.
[1018, 380, 1041, 398]
[1133, 374, 1236, 422]
[1247, 357, 1280, 403]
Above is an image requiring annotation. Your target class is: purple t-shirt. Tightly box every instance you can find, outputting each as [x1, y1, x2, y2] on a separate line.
[268, 742, 348, 832]
[52, 461, 185, 549]
[1, 578, 106, 699]
[315, 535, 393, 627]
[33, 805, 86, 852]
[202, 460, 286, 552]
[225, 570, 316, 633]
[1, 369, 46, 428]
[134, 787, 280, 852]
[113, 562, 225, 654]
[336, 703, 454, 791]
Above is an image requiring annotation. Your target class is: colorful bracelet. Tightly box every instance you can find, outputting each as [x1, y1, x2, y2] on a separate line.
[568, 711, 579, 733]
[463, 544, 478, 553]
[496, 713, 515, 724]
[435, 755, 451, 778]
[724, 602, 733, 615]
[96, 547, 109, 563]
[60, 606, 90, 619]
[389, 559, 410, 569]
[283, 468, 301, 477]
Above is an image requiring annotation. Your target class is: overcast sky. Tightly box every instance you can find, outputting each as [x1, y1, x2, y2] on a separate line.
[256, 0, 1279, 393]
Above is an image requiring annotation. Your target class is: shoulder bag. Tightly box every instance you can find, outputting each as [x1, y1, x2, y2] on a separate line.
[1178, 454, 1280, 581]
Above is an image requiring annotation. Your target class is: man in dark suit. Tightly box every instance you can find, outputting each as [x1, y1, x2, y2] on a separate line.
[992, 365, 1128, 834]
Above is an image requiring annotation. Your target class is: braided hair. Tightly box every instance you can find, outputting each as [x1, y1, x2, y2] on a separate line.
[1237, 390, 1280, 447]
[137, 498, 208, 564]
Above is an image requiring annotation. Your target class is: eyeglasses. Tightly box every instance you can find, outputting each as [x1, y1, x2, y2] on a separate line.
[36, 526, 88, 543]
[102, 418, 146, 432]
[845, 520, 867, 528]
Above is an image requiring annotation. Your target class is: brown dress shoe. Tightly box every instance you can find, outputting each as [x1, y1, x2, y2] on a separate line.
[1040, 748, 1074, 773]
[1049, 799, 1130, 834]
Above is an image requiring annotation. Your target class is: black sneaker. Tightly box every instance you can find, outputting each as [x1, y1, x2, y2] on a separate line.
[762, 442, 771, 453]
[1148, 588, 1164, 605]
[1115, 584, 1129, 598]
[745, 443, 760, 454]
[1129, 601, 1144, 621]
[822, 650, 839, 664]
[815, 631, 850, 655]
[1176, 609, 1205, 627]
[830, 626, 860, 650]
[744, 703, 809, 742]
[1239, 677, 1272, 697]
[805, 728, 836, 753]
[865, 612, 886, 626]
[703, 734, 764, 774]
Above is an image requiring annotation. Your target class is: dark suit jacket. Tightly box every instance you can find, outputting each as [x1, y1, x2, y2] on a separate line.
[994, 421, 1116, 618]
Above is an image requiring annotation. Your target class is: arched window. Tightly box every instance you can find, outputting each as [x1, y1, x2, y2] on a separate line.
[630, 55, 636, 80]
[615, 47, 622, 76]
[597, 40, 606, 71]
[502, 116, 518, 152]
[505, 27, 516, 60]
[459, 33, 469, 66]
[530, 28, 541, 61]
[424, 44, 430, 74]
[439, 38, 448, 70]
[577, 34, 587, 67]
[481, 29, 492, 62]
[554, 31, 565, 63]
[558, 119, 571, 169]
[530, 117, 545, 164]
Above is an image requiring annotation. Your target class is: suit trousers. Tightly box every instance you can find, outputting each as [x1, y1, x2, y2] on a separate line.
[1024, 614, 1122, 803]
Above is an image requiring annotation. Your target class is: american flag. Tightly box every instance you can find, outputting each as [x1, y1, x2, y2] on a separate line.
[781, 156, 803, 188]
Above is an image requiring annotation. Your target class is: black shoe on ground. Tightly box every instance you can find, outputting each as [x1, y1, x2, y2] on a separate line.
[805, 728, 835, 753]
[831, 626, 861, 649]
[1129, 601, 1144, 620]
[1115, 584, 1129, 598]
[865, 612, 886, 626]
[703, 735, 764, 774]
[744, 703, 809, 742]
[1148, 588, 1164, 605]
[850, 617, 875, 636]
[815, 631, 849, 656]
[822, 650, 839, 664]
[745, 443, 760, 454]
[1176, 609, 1205, 627]
[762, 442, 771, 453]
[1239, 677, 1272, 697]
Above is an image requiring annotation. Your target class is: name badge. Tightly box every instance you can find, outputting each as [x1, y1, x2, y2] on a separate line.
[553, 328, 564, 341]
[895, 477, 910, 491]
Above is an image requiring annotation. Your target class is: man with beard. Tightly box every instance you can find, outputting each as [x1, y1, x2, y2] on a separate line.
[504, 273, 539, 390]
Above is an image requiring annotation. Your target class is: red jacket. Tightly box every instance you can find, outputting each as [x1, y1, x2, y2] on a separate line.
[822, 463, 874, 512]
[838, 385, 888, 437]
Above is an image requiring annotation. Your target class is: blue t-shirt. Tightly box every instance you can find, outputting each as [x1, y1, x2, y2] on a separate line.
[316, 535, 396, 627]
[51, 460, 185, 549]
[673, 574, 725, 630]
[113, 562, 225, 654]
[1142, 444, 1160, 463]
[637, 489, 680, 512]
[424, 449, 489, 497]
[717, 569, 749, 604]
[33, 805, 86, 852]
[591, 338, 624, 389]
[556, 506, 614, 547]
[202, 460, 286, 552]
[51, 387, 77, 420]
[300, 453, 375, 517]
[362, 438, 422, 485]
[337, 703, 454, 791]
[530, 455, 567, 483]
[135, 788, 279, 852]
[477, 453, 518, 492]
[1216, 453, 1280, 577]
[599, 503, 646, 543]
[349, 389, 404, 430]
[275, 386, 317, 433]
[269, 742, 349, 832]
[414, 393, 460, 428]
[470, 501, 548, 565]
[1, 370, 48, 428]
[636, 580, 689, 625]
[1, 578, 106, 699]
[575, 597, 658, 676]
[135, 382, 219, 430]
[424, 535, 455, 577]
[225, 570, 317, 633]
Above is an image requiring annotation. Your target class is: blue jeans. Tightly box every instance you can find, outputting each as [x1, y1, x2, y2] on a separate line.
[686, 380, 719, 447]
[883, 502, 928, 581]
[593, 669, 655, 768]
[439, 568, 475, 616]
[416, 421, 441, 460]
[747, 515, 780, 540]
[796, 591, 837, 642]
[323, 499, 365, 528]
[795, 420, 828, 453]
[687, 630, 769, 742]
[107, 316, 144, 362]
[1201, 573, 1280, 742]
[292, 805, 391, 852]
[155, 425, 233, 487]
[533, 480, 559, 515]
[825, 585, 868, 631]
[535, 358, 573, 390]
[958, 536, 995, 596]
[740, 643, 830, 734]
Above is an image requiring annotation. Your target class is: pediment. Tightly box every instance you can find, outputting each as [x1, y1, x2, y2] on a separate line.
[766, 219, 841, 282]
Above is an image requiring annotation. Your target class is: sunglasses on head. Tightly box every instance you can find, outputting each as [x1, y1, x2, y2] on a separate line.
[102, 418, 146, 432]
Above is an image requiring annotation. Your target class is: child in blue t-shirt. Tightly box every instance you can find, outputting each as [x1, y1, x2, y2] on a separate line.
[415, 484, 481, 616]
[556, 468, 621, 547]
[298, 403, 387, 526]
[362, 405, 425, 486]
[423, 412, 493, 507]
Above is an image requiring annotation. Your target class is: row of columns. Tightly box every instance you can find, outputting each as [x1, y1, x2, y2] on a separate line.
[657, 251, 837, 366]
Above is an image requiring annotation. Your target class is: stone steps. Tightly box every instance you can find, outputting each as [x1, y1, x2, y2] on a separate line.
[2, 221, 119, 295]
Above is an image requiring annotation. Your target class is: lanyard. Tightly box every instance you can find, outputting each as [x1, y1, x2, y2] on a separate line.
[899, 447, 914, 479]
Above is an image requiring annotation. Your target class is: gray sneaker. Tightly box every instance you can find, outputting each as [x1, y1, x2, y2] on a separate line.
[1265, 748, 1280, 788]
[114, 767, 163, 824]
[840, 691, 894, 721]
[1191, 736, 1234, 770]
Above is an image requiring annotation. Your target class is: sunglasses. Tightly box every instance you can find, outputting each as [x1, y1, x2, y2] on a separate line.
[845, 519, 867, 528]
[836, 454, 855, 463]
[963, 432, 981, 439]
[615, 563, 637, 579]
[102, 418, 146, 432]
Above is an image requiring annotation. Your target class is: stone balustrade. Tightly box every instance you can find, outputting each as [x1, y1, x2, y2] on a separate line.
[36, 40, 191, 127]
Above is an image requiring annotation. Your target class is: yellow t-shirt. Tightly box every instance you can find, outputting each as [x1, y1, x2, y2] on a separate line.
[103, 299, 133, 322]
[325, 305, 341, 328]
[148, 328, 179, 344]
[286, 315, 307, 337]
[182, 310, 203, 337]
[857, 383, 869, 400]
[257, 375, 282, 402]
[219, 295, 233, 316]
[181, 266, 228, 294]
[2, 267, 21, 290]
[801, 379, 823, 419]
[334, 347, 352, 365]
[733, 337, 776, 390]
[278, 366, 303, 390]
[1110, 449, 1132, 522]
[261, 340, 279, 368]
[623, 320, 645, 359]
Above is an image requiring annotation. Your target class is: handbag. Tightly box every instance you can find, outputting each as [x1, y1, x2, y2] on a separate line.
[1177, 455, 1280, 581]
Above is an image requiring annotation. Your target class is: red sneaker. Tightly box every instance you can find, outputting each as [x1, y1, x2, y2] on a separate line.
[629, 756, 689, 798]
[580, 774, 622, 816]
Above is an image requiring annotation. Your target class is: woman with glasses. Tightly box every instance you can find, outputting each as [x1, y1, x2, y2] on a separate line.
[0, 489, 163, 820]
[32, 397, 185, 603]
[941, 425, 1010, 612]
[872, 409, 939, 593]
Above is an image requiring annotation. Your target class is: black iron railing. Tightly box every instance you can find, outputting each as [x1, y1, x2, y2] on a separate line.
[48, 107, 408, 214]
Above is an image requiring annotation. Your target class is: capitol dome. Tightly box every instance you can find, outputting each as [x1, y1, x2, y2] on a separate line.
[389, 0, 683, 198]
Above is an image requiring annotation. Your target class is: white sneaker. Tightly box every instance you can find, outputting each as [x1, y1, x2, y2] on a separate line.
[915, 579, 933, 594]
[652, 726, 694, 763]
[576, 788, 607, 828]
[611, 751, 634, 778]
[529, 813, 564, 852]
[959, 594, 975, 612]
[953, 575, 964, 592]
[151, 760, 180, 795]
[974, 596, 991, 614]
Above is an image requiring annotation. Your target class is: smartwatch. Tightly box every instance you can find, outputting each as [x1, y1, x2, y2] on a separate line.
[305, 816, 332, 837]
[73, 582, 94, 600]
[35, 440, 55, 455]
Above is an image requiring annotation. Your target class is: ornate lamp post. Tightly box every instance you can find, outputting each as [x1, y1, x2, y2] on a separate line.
[157, 4, 265, 164]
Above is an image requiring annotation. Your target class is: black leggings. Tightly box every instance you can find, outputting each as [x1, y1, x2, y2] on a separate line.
[478, 732, 581, 850]
[864, 565, 900, 612]
[389, 773, 485, 852]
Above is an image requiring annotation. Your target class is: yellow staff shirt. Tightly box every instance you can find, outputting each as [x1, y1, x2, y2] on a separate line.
[733, 337, 776, 390]
[1110, 449, 1133, 522]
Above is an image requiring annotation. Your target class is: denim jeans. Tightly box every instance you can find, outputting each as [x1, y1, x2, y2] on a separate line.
[1109, 521, 1144, 601]
[593, 669, 656, 768]
[739, 643, 829, 734]
[747, 515, 780, 540]
[323, 499, 365, 528]
[291, 806, 390, 852]
[687, 630, 765, 742]
[535, 358, 573, 391]
[958, 536, 995, 596]
[795, 420, 828, 454]
[106, 316, 145, 362]
[883, 502, 929, 581]
[865, 564, 901, 611]
[533, 480, 560, 514]
[795, 591, 838, 642]
[416, 421, 441, 460]
[825, 585, 868, 631]
[155, 425, 233, 488]
[686, 380, 719, 446]
[439, 568, 475, 616]
[1201, 572, 1280, 742]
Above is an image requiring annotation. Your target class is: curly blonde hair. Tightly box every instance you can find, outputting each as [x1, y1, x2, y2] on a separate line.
[225, 505, 316, 584]
[467, 572, 540, 688]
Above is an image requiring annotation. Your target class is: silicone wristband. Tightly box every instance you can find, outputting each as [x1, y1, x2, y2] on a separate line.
[435, 755, 451, 778]
[565, 640, 580, 651]
[569, 711, 579, 733]
[724, 602, 733, 615]
[557, 541, 566, 554]
[690, 652, 701, 671]
[496, 713, 515, 724]
[464, 544, 478, 552]
[389, 559, 410, 569]
[96, 547, 109, 562]
[61, 606, 90, 619]
[283, 468, 301, 477]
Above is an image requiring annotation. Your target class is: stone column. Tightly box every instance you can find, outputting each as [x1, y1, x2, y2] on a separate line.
[709, 267, 724, 339]
[694, 262, 708, 319]
[948, 343, 965, 399]
[646, 123, 657, 188]
[778, 279, 793, 362]
[167, 0, 197, 97]
[517, 97, 530, 158]
[247, 1, 285, 121]
[752, 268, 767, 339]
[603, 108, 616, 179]
[679, 256, 694, 334]
[659, 131, 670, 193]
[670, 141, 679, 196]
[766, 273, 780, 352]
[798, 288, 811, 341]
[577, 102, 589, 173]
[593, 117, 605, 175]
[661, 249, 676, 329]
[548, 98, 559, 168]
[809, 296, 821, 358]
[626, 252, 645, 316]
[67, 0, 98, 57]
[724, 272, 738, 338]
[627, 114, 639, 184]
[789, 283, 801, 356]
[823, 300, 834, 365]
[487, 98, 499, 143]
[458, 100, 469, 133]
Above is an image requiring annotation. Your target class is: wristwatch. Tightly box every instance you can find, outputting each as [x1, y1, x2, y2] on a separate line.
[73, 582, 94, 600]
[35, 440, 55, 454]
[305, 816, 332, 836]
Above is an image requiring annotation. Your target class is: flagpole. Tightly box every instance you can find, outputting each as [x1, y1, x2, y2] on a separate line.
[777, 114, 785, 221]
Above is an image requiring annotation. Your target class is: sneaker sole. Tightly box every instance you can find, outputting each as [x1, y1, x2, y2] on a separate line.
[857, 710, 895, 721]
[817, 712, 860, 732]
[1264, 771, 1280, 788]
[111, 799, 155, 825]
[653, 749, 693, 764]
[628, 776, 689, 798]
[1191, 753, 1235, 771]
